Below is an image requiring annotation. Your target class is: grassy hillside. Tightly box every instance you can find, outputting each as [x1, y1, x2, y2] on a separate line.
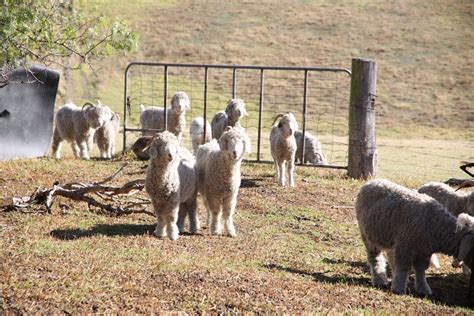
[62, 0, 473, 140]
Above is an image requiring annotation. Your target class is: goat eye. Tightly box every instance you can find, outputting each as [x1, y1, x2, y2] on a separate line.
[278, 123, 282, 128]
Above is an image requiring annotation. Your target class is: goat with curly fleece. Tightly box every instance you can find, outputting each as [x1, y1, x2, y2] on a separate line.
[211, 99, 247, 140]
[145, 131, 199, 240]
[270, 112, 298, 187]
[140, 91, 190, 142]
[419, 182, 474, 216]
[294, 130, 327, 165]
[94, 109, 120, 159]
[51, 101, 112, 160]
[356, 178, 474, 296]
[189, 117, 212, 155]
[195, 126, 251, 237]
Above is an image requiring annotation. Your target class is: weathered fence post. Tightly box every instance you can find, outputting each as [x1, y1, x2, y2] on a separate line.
[348, 58, 377, 179]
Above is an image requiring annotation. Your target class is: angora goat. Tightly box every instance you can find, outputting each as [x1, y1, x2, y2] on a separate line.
[270, 112, 298, 187]
[94, 109, 120, 159]
[140, 91, 190, 141]
[51, 101, 112, 159]
[189, 117, 212, 155]
[144, 131, 199, 240]
[195, 126, 251, 237]
[211, 99, 248, 140]
[356, 178, 474, 296]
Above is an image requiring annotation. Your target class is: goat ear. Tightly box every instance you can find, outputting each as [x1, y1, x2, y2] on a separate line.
[219, 137, 228, 151]
[456, 234, 474, 264]
[225, 99, 234, 115]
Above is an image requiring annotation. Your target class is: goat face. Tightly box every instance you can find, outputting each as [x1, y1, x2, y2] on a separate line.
[225, 99, 248, 121]
[149, 131, 179, 164]
[171, 91, 190, 113]
[219, 127, 247, 161]
[84, 105, 113, 129]
[278, 115, 297, 138]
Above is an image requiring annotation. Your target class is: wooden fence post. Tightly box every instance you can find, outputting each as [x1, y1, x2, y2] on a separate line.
[348, 58, 377, 179]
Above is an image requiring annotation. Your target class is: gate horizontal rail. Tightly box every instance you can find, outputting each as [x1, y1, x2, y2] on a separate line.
[124, 62, 351, 170]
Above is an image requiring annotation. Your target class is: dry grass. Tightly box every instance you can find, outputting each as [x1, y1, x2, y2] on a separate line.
[0, 158, 472, 313]
[61, 0, 473, 141]
[2, 0, 473, 313]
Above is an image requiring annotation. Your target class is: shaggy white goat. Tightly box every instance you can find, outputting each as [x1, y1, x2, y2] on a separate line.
[140, 91, 190, 141]
[189, 117, 212, 155]
[144, 131, 199, 240]
[294, 130, 327, 165]
[94, 109, 120, 159]
[211, 99, 248, 140]
[356, 178, 474, 296]
[270, 112, 298, 187]
[51, 101, 112, 160]
[195, 126, 251, 237]
[419, 182, 474, 216]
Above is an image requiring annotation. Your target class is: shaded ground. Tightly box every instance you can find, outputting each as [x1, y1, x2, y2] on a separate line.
[0, 158, 472, 313]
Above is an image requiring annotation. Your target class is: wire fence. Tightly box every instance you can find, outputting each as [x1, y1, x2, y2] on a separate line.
[376, 136, 474, 182]
[123, 61, 472, 182]
[123, 62, 351, 168]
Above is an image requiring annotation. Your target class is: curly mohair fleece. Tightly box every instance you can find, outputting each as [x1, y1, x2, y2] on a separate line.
[195, 126, 251, 237]
[211, 99, 248, 140]
[356, 178, 474, 296]
[94, 109, 120, 159]
[270, 112, 298, 187]
[294, 130, 327, 165]
[419, 182, 474, 216]
[189, 117, 212, 155]
[140, 91, 190, 141]
[51, 101, 112, 160]
[145, 131, 198, 240]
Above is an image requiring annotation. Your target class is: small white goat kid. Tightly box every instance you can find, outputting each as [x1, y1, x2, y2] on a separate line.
[140, 91, 190, 141]
[145, 131, 199, 240]
[270, 112, 298, 187]
[211, 99, 248, 140]
[94, 109, 120, 159]
[195, 126, 251, 237]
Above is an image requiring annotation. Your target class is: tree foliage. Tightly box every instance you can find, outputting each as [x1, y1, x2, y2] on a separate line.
[0, 0, 138, 73]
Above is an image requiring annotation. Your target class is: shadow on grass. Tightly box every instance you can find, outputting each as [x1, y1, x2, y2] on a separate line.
[240, 178, 265, 188]
[50, 223, 156, 240]
[321, 257, 369, 272]
[263, 263, 370, 287]
[263, 263, 473, 308]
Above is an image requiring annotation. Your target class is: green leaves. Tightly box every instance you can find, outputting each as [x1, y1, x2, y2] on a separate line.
[0, 0, 137, 70]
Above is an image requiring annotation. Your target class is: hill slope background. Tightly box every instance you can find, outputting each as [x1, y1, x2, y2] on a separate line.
[62, 0, 473, 140]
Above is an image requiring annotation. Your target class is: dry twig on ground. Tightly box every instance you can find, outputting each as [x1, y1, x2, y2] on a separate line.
[0, 164, 153, 217]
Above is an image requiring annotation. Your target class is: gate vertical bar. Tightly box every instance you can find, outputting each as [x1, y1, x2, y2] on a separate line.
[300, 70, 308, 164]
[257, 69, 264, 162]
[123, 65, 129, 153]
[163, 65, 168, 130]
[232, 68, 237, 98]
[203, 67, 209, 144]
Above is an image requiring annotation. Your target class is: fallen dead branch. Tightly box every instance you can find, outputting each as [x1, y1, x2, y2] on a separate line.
[0, 164, 154, 217]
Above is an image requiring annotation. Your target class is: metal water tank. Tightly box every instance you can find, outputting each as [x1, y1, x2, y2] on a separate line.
[0, 65, 60, 160]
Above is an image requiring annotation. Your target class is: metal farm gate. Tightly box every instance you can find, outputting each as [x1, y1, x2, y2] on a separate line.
[123, 62, 352, 170]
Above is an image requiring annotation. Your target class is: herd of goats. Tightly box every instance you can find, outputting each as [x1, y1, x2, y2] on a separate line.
[46, 91, 473, 300]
